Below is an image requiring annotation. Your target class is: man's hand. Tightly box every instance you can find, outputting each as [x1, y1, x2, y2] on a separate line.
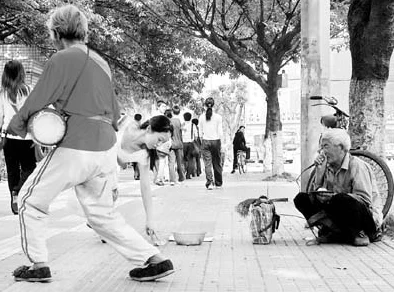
[314, 152, 327, 186]
[145, 220, 157, 236]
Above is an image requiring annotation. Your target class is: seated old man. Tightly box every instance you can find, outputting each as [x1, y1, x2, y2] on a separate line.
[294, 128, 383, 246]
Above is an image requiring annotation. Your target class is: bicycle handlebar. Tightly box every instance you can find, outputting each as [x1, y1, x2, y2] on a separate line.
[310, 95, 349, 117]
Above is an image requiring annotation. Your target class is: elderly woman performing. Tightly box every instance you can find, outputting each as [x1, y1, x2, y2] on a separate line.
[9, 4, 173, 283]
[294, 128, 383, 246]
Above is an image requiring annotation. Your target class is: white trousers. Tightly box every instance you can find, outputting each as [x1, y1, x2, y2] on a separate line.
[18, 146, 159, 265]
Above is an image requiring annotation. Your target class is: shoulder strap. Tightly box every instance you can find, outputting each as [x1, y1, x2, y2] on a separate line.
[10, 103, 18, 114]
[61, 48, 90, 113]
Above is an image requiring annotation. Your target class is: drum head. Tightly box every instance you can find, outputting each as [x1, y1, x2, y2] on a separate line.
[28, 109, 66, 146]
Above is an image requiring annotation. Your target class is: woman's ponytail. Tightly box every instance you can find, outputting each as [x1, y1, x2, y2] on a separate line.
[204, 97, 215, 121]
[205, 107, 213, 121]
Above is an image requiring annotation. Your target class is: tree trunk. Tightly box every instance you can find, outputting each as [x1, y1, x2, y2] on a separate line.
[265, 68, 284, 176]
[270, 131, 285, 175]
[235, 103, 244, 129]
[348, 0, 394, 156]
[349, 79, 385, 155]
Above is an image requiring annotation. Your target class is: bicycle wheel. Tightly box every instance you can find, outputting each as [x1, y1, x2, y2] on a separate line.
[306, 149, 394, 218]
[351, 149, 393, 218]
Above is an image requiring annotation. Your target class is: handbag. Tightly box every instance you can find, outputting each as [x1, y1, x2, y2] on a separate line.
[249, 196, 280, 244]
[27, 49, 90, 147]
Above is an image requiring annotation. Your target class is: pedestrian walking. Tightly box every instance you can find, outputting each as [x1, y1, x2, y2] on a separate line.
[9, 4, 173, 283]
[192, 118, 202, 177]
[183, 112, 199, 179]
[0, 60, 37, 215]
[153, 100, 168, 186]
[199, 97, 223, 190]
[169, 105, 185, 184]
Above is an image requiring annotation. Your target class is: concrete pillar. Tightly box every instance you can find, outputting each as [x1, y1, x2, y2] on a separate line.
[300, 0, 331, 190]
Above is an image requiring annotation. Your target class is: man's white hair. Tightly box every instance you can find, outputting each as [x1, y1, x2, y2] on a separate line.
[321, 128, 351, 151]
[47, 4, 88, 42]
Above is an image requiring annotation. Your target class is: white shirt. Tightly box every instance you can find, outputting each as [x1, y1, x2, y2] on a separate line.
[183, 120, 198, 143]
[199, 112, 223, 140]
[116, 115, 149, 165]
[0, 89, 32, 140]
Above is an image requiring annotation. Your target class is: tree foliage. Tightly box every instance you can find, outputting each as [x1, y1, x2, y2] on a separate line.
[0, 0, 204, 109]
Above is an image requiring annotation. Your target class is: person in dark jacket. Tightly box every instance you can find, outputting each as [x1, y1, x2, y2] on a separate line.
[231, 126, 248, 174]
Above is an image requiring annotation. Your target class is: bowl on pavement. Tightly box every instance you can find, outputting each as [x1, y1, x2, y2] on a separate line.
[173, 232, 206, 246]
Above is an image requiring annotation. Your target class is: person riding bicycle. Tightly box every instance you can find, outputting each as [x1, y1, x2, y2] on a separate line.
[231, 126, 248, 174]
[294, 128, 383, 246]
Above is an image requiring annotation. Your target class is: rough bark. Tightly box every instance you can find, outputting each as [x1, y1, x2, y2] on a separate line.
[348, 0, 394, 156]
[349, 79, 385, 154]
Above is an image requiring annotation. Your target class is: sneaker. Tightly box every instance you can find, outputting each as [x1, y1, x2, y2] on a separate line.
[215, 185, 223, 189]
[205, 182, 213, 190]
[231, 170, 235, 174]
[11, 192, 18, 215]
[353, 230, 370, 246]
[13, 265, 52, 282]
[155, 181, 164, 186]
[129, 259, 174, 282]
[170, 182, 175, 186]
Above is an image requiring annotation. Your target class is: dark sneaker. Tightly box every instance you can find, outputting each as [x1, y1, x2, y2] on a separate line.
[231, 170, 235, 174]
[353, 230, 370, 246]
[11, 192, 18, 215]
[155, 181, 164, 186]
[13, 265, 52, 282]
[129, 259, 174, 282]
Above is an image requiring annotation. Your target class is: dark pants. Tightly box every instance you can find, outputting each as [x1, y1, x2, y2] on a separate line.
[132, 162, 139, 179]
[195, 153, 202, 176]
[169, 148, 185, 182]
[183, 142, 197, 178]
[3, 138, 36, 195]
[201, 139, 222, 186]
[294, 192, 377, 241]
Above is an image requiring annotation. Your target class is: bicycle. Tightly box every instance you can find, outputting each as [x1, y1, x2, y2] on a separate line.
[304, 95, 394, 219]
[237, 150, 247, 174]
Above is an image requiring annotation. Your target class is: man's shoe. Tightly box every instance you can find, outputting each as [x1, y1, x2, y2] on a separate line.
[231, 170, 235, 174]
[11, 192, 18, 215]
[205, 182, 213, 190]
[13, 265, 52, 282]
[353, 230, 370, 246]
[129, 259, 174, 282]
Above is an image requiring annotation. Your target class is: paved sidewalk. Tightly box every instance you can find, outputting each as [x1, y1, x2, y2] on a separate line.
[1, 170, 394, 291]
